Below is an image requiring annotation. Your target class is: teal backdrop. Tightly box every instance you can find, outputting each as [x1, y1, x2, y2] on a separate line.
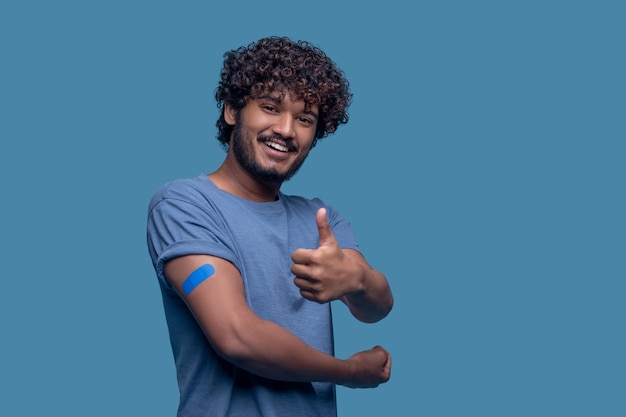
[1, 1, 624, 416]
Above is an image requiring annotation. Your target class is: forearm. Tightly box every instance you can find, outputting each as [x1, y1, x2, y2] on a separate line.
[217, 315, 351, 383]
[211, 313, 390, 388]
[342, 261, 394, 323]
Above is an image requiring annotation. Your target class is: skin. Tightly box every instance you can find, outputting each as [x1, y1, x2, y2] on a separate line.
[164, 91, 393, 387]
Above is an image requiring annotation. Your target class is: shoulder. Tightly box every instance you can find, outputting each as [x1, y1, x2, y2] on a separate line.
[279, 193, 345, 224]
[280, 192, 325, 210]
[149, 174, 215, 210]
[279, 193, 325, 219]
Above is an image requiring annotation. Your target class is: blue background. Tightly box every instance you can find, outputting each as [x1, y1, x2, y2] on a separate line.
[1, 1, 624, 416]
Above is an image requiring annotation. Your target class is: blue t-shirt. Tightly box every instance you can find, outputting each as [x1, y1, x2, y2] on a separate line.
[146, 174, 359, 417]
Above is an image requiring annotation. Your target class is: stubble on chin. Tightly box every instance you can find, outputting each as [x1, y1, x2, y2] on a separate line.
[231, 124, 309, 183]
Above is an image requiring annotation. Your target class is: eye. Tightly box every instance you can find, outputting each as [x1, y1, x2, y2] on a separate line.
[262, 104, 278, 113]
[297, 116, 314, 125]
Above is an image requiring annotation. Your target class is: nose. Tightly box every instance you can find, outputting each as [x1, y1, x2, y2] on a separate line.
[272, 113, 295, 139]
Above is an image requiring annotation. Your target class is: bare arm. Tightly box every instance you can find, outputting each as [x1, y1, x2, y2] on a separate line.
[339, 249, 394, 323]
[291, 208, 394, 323]
[164, 254, 391, 387]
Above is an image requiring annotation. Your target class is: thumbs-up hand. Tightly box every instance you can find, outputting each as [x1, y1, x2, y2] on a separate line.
[291, 208, 362, 303]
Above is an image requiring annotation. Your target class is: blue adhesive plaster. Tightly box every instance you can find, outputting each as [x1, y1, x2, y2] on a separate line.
[182, 264, 215, 295]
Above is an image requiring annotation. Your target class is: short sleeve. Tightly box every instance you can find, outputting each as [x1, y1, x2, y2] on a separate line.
[324, 203, 360, 252]
[146, 182, 238, 290]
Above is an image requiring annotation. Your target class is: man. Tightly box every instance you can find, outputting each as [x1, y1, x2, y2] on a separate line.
[147, 36, 393, 417]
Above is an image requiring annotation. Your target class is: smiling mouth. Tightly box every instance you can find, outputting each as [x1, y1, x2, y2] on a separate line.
[261, 137, 296, 153]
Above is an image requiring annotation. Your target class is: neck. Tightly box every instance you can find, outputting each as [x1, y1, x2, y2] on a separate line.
[208, 153, 281, 202]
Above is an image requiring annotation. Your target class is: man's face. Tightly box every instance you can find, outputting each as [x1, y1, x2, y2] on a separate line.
[228, 91, 319, 184]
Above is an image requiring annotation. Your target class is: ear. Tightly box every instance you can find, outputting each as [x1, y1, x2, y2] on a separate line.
[224, 103, 237, 125]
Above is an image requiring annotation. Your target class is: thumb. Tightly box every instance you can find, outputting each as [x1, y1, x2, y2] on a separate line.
[316, 207, 336, 246]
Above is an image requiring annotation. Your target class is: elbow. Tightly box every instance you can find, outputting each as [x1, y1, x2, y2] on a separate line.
[208, 319, 258, 364]
[207, 319, 282, 379]
[211, 335, 246, 362]
[356, 293, 394, 324]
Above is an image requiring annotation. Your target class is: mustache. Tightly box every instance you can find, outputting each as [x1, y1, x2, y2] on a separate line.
[258, 133, 297, 152]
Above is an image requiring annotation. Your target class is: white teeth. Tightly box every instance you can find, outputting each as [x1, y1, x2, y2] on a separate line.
[265, 141, 289, 152]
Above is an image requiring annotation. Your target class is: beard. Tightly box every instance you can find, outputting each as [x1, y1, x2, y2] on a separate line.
[231, 121, 310, 184]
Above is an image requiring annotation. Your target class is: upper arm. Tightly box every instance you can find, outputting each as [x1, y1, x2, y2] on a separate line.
[164, 254, 258, 357]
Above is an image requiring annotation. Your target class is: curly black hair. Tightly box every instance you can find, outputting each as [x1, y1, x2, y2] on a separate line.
[214, 36, 352, 149]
